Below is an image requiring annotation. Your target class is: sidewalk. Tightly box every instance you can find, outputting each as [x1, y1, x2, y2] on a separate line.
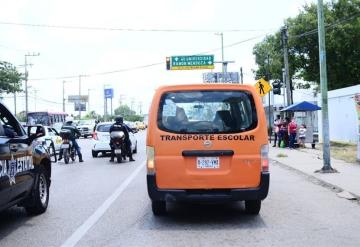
[269, 145, 360, 199]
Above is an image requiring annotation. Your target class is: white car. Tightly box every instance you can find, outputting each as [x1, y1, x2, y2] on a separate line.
[35, 126, 63, 154]
[91, 122, 137, 158]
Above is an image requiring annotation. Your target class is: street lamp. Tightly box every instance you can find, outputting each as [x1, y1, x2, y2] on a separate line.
[215, 32, 224, 73]
[25, 52, 40, 118]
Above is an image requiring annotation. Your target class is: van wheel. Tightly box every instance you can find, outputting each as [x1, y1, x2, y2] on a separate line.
[151, 200, 166, 216]
[92, 151, 98, 158]
[25, 167, 49, 215]
[245, 200, 261, 215]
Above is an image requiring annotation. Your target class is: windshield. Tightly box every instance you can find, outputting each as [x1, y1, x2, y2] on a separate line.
[158, 90, 257, 134]
[97, 124, 111, 132]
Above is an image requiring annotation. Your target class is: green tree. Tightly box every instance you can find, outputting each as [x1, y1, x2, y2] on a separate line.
[253, 0, 360, 91]
[0, 61, 23, 93]
[114, 105, 136, 118]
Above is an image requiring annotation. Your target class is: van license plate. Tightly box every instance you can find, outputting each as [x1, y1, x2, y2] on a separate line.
[197, 157, 220, 169]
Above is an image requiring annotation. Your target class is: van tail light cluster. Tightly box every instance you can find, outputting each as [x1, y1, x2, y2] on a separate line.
[146, 146, 155, 175]
[92, 132, 98, 140]
[261, 144, 269, 172]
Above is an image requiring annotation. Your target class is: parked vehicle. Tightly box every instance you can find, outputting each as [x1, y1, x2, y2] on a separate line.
[146, 84, 269, 215]
[92, 122, 137, 158]
[0, 103, 52, 215]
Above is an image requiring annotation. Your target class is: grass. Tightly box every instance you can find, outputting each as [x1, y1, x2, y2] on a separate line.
[318, 141, 358, 164]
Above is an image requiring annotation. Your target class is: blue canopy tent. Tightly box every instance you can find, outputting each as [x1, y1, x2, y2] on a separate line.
[280, 101, 321, 147]
[280, 101, 321, 112]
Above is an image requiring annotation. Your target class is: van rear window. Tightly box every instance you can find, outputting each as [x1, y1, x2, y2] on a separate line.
[158, 90, 258, 134]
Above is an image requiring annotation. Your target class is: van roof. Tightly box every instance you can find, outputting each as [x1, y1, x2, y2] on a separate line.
[156, 83, 256, 92]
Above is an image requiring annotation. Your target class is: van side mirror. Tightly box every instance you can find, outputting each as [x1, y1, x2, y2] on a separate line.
[27, 125, 46, 143]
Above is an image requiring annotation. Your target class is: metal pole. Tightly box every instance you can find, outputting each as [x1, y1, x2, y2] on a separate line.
[88, 89, 90, 113]
[78, 75, 81, 119]
[13, 82, 16, 115]
[281, 27, 292, 107]
[34, 89, 38, 111]
[240, 67, 243, 84]
[25, 55, 28, 117]
[317, 0, 334, 172]
[221, 33, 224, 73]
[267, 55, 271, 136]
[110, 97, 113, 117]
[63, 80, 65, 112]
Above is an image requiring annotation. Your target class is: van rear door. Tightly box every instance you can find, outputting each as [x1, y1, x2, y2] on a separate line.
[154, 89, 265, 190]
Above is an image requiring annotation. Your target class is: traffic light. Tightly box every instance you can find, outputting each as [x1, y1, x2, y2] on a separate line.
[166, 57, 171, 70]
[272, 80, 282, 95]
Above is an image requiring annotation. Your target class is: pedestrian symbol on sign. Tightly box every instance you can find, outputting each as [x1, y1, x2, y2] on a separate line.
[254, 78, 272, 97]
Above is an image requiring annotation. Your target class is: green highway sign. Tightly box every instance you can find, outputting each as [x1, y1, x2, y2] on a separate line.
[167, 55, 214, 70]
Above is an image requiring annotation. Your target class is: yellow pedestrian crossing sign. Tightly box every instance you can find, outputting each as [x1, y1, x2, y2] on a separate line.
[255, 78, 272, 97]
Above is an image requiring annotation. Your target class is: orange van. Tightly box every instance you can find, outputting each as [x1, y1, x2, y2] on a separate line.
[146, 84, 269, 215]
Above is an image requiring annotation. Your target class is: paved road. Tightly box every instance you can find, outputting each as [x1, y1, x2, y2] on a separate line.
[1, 131, 360, 247]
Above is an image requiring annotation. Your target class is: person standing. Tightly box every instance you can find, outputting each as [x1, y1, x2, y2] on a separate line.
[273, 115, 281, 147]
[298, 124, 307, 148]
[288, 117, 298, 149]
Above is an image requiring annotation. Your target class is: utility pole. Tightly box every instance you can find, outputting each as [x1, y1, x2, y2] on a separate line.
[316, 0, 335, 173]
[34, 88, 38, 111]
[13, 82, 17, 115]
[281, 27, 292, 107]
[240, 67, 244, 84]
[78, 75, 82, 119]
[266, 54, 272, 135]
[24, 52, 40, 118]
[62, 80, 70, 112]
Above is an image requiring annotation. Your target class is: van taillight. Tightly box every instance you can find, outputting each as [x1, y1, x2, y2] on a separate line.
[261, 144, 269, 172]
[93, 132, 98, 140]
[146, 146, 155, 174]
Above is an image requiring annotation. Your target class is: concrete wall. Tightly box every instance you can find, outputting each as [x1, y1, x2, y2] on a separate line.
[318, 84, 360, 143]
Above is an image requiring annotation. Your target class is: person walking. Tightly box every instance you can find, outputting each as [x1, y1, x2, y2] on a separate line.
[278, 121, 287, 148]
[288, 117, 298, 149]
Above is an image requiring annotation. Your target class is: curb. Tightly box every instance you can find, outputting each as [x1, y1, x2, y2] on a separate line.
[270, 158, 360, 204]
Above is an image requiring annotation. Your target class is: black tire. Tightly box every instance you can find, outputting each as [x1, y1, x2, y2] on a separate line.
[151, 200, 166, 216]
[245, 200, 261, 215]
[25, 167, 49, 215]
[133, 142, 137, 154]
[92, 150, 98, 158]
[116, 154, 122, 163]
[64, 149, 69, 164]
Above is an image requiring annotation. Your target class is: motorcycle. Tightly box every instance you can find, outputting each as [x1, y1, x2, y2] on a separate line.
[110, 131, 127, 163]
[59, 129, 77, 164]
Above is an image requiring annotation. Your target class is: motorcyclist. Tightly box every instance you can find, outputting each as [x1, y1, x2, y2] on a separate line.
[109, 116, 135, 162]
[58, 117, 84, 162]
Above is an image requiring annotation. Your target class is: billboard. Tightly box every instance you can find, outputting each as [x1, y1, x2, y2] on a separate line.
[74, 102, 86, 111]
[203, 72, 240, 83]
[104, 88, 114, 99]
[68, 95, 88, 102]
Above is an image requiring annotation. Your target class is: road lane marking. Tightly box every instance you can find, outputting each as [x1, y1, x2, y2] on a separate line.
[61, 161, 146, 247]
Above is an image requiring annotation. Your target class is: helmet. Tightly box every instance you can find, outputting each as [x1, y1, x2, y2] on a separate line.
[115, 116, 123, 124]
[65, 116, 74, 124]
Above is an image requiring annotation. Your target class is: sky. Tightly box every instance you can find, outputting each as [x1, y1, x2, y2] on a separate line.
[0, 0, 318, 116]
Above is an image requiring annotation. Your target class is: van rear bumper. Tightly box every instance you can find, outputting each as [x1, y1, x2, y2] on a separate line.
[147, 173, 270, 202]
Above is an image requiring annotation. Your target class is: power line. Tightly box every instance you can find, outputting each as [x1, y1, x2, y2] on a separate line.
[0, 21, 275, 33]
[30, 34, 266, 81]
[293, 12, 360, 38]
